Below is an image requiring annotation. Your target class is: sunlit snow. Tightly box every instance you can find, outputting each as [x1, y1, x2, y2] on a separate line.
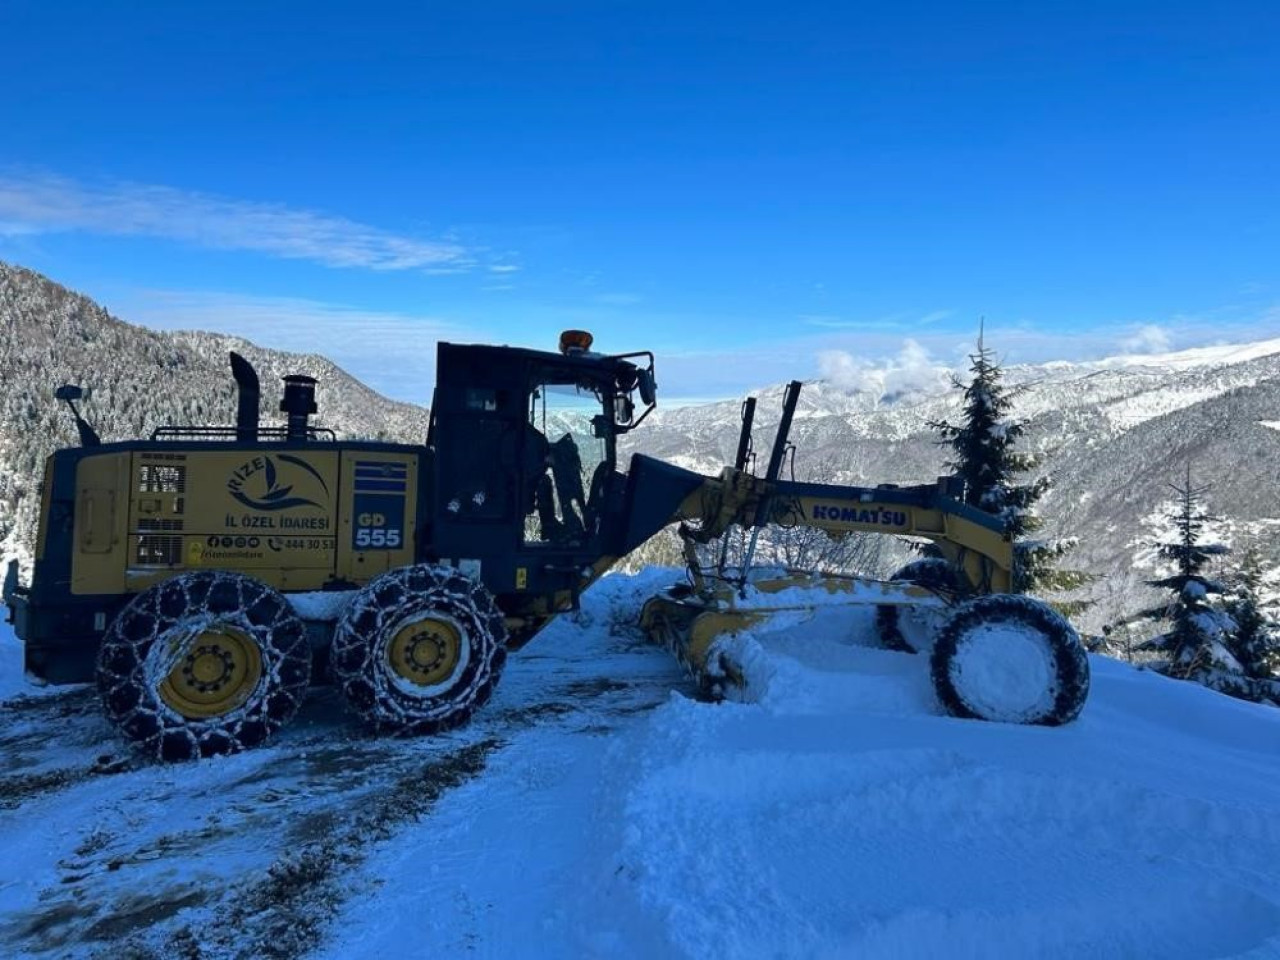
[2, 571, 1279, 959]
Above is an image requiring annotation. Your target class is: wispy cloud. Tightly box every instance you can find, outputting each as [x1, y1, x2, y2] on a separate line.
[124, 289, 478, 402]
[0, 171, 474, 272]
[488, 264, 520, 274]
[595, 292, 642, 306]
[800, 314, 854, 328]
[801, 310, 953, 331]
[1119, 323, 1173, 354]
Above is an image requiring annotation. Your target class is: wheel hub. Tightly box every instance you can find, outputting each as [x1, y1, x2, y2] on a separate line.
[387, 618, 462, 687]
[158, 626, 263, 718]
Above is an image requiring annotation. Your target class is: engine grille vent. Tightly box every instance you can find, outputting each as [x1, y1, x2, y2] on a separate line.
[137, 518, 184, 532]
[135, 535, 183, 566]
[139, 464, 187, 494]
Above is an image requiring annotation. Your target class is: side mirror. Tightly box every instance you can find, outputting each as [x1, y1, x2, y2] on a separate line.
[55, 383, 100, 447]
[637, 369, 656, 407]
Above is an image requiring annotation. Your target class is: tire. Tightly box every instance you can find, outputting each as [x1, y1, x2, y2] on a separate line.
[930, 595, 1090, 726]
[96, 571, 312, 762]
[330, 564, 508, 736]
[877, 558, 966, 653]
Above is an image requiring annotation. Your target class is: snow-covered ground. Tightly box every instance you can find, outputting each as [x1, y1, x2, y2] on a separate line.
[3, 571, 1280, 959]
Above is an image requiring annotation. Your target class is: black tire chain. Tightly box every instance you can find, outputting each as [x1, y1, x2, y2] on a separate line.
[96, 570, 312, 762]
[329, 565, 509, 736]
[930, 594, 1091, 726]
[876, 558, 967, 653]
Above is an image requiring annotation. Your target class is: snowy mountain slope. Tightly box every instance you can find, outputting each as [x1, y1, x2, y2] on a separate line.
[3, 259, 1278, 628]
[2, 572, 1279, 960]
[639, 340, 1280, 447]
[1089, 337, 1280, 372]
[625, 344, 1280, 629]
[0, 262, 430, 570]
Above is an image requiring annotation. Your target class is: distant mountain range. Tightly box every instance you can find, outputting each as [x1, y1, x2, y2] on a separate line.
[621, 339, 1280, 629]
[3, 261, 1277, 630]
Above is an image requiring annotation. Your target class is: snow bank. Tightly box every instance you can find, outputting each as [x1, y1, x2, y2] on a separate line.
[310, 574, 1280, 959]
[5, 571, 1280, 960]
[586, 650, 1280, 959]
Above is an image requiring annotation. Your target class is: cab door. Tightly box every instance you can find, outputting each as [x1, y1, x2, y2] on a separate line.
[70, 451, 131, 595]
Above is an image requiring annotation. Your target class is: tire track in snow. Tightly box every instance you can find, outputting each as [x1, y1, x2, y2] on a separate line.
[0, 666, 675, 959]
[124, 738, 504, 960]
[0, 688, 150, 811]
[0, 576, 686, 958]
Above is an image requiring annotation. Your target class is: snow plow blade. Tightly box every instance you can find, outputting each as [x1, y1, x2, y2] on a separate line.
[640, 574, 946, 700]
[642, 574, 1091, 726]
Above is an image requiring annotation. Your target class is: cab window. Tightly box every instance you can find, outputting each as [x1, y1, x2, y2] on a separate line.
[522, 380, 609, 545]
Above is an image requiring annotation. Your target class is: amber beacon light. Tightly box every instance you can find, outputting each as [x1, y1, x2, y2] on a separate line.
[558, 329, 594, 354]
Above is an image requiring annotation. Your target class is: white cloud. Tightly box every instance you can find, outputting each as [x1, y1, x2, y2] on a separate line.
[817, 339, 952, 403]
[1119, 323, 1173, 354]
[124, 290, 477, 402]
[0, 171, 473, 272]
[489, 264, 520, 274]
[0, 220, 41, 237]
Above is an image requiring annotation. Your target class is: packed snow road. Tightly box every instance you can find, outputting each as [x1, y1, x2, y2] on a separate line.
[3, 571, 1280, 959]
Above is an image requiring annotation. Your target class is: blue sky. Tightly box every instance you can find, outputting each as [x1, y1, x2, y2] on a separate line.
[1, 1, 1277, 402]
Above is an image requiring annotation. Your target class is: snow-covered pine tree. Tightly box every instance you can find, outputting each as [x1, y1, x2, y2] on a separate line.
[1224, 545, 1280, 682]
[1134, 469, 1266, 699]
[927, 331, 1091, 602]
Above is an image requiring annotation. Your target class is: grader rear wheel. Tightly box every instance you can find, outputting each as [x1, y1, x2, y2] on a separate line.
[330, 564, 508, 736]
[96, 571, 312, 761]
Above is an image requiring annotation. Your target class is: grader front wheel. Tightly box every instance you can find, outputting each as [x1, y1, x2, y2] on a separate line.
[330, 565, 508, 736]
[96, 571, 312, 761]
[930, 595, 1090, 726]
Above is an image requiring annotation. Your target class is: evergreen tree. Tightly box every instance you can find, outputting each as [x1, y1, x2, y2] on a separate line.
[1224, 545, 1280, 680]
[928, 331, 1091, 600]
[1136, 469, 1241, 682]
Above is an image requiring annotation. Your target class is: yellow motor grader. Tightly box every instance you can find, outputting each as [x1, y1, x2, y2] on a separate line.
[4, 333, 1089, 760]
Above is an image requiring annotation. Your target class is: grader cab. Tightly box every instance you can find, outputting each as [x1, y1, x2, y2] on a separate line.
[5, 333, 1089, 761]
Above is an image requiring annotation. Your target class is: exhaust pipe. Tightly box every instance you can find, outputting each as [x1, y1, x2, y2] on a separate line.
[281, 375, 318, 441]
[230, 352, 260, 442]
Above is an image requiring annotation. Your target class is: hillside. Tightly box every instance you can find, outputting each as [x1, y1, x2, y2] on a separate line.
[4, 262, 1279, 629]
[622, 345, 1280, 629]
[0, 262, 429, 567]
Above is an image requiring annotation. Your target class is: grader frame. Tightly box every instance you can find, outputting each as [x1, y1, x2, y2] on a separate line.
[5, 335, 1086, 761]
